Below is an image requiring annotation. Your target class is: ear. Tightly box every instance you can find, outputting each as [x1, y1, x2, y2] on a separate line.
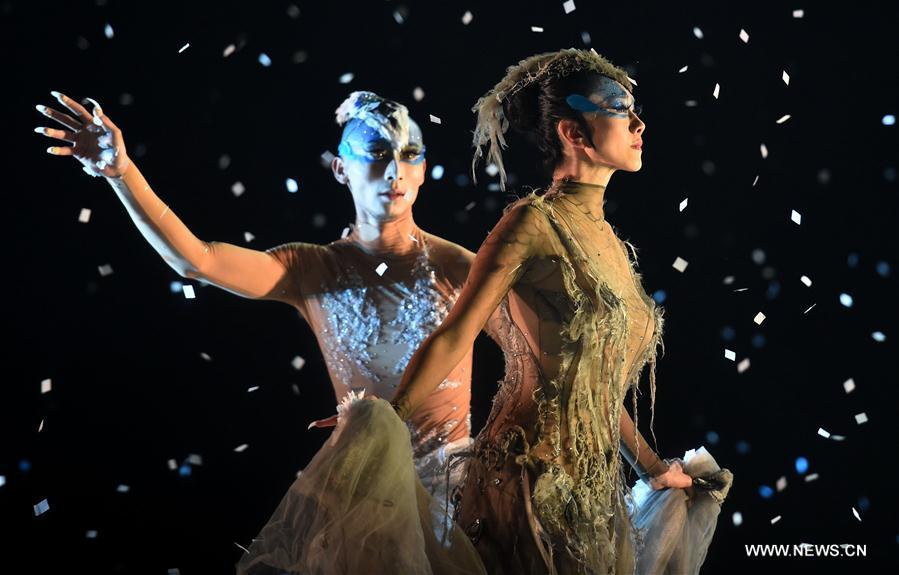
[331, 156, 349, 185]
[557, 118, 592, 151]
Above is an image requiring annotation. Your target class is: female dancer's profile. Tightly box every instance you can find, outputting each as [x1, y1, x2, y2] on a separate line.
[392, 48, 733, 574]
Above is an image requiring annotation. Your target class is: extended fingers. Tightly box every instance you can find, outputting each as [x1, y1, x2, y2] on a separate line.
[34, 126, 76, 143]
[51, 90, 92, 122]
[36, 104, 81, 130]
[46, 145, 74, 156]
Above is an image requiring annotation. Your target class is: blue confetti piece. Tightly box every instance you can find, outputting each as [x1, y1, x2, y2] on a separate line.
[431, 165, 444, 180]
[795, 456, 809, 474]
[759, 485, 774, 499]
[258, 53, 272, 67]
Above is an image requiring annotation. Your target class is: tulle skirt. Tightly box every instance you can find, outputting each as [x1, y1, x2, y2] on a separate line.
[236, 399, 731, 575]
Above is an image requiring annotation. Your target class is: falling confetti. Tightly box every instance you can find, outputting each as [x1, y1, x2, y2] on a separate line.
[563, 0, 576, 14]
[672, 257, 689, 272]
[182, 285, 196, 299]
[247, 386, 259, 393]
[98, 264, 114, 277]
[231, 181, 246, 197]
[116, 484, 130, 493]
[805, 473, 819, 482]
[86, 530, 98, 539]
[712, 83, 720, 99]
[341, 227, 351, 239]
[793, 9, 805, 18]
[413, 87, 425, 101]
[243, 232, 254, 243]
[234, 444, 249, 453]
[223, 44, 236, 58]
[760, 143, 769, 158]
[465, 201, 476, 211]
[803, 303, 816, 314]
[104, 23, 114, 39]
[776, 114, 792, 124]
[854, 412, 868, 424]
[852, 507, 861, 521]
[737, 358, 751, 373]
[286, 178, 299, 193]
[753, 312, 766, 325]
[678, 65, 688, 73]
[752, 175, 759, 186]
[739, 29, 749, 43]
[292, 356, 306, 370]
[200, 352, 212, 362]
[41, 379, 52, 394]
[770, 515, 781, 525]
[843, 378, 856, 393]
[679, 198, 688, 212]
[485, 163, 500, 177]
[79, 208, 91, 223]
[693, 26, 704, 39]
[839, 293, 853, 308]
[431, 165, 444, 180]
[258, 53, 272, 67]
[791, 210, 802, 225]
[33, 499, 50, 516]
[167, 459, 177, 470]
[776, 476, 787, 491]
[724, 349, 736, 361]
[581, 31, 591, 45]
[178, 43, 190, 54]
[461, 11, 473, 25]
[531, 26, 544, 33]
[871, 331, 886, 342]
[782, 70, 790, 85]
[800, 275, 812, 287]
[732, 512, 743, 526]
[429, 114, 441, 124]
[375, 262, 388, 276]
[817, 427, 830, 439]
[882, 114, 896, 126]
[339, 72, 354, 84]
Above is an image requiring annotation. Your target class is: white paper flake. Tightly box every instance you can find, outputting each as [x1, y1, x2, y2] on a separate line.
[247, 386, 259, 393]
[286, 178, 299, 193]
[461, 11, 473, 25]
[413, 87, 425, 101]
[739, 29, 749, 43]
[341, 226, 351, 239]
[41, 379, 52, 394]
[776, 476, 787, 492]
[243, 232, 254, 243]
[678, 65, 689, 73]
[732, 511, 743, 526]
[223, 44, 236, 57]
[679, 198, 688, 212]
[292, 356, 306, 370]
[178, 43, 190, 54]
[800, 275, 812, 287]
[672, 257, 689, 272]
[693, 26, 704, 39]
[713, 83, 720, 99]
[776, 114, 792, 124]
[791, 210, 802, 225]
[167, 458, 177, 470]
[79, 208, 92, 223]
[817, 427, 830, 439]
[182, 285, 196, 299]
[782, 70, 790, 85]
[737, 358, 751, 373]
[98, 264, 114, 277]
[339, 72, 354, 84]
[200, 352, 212, 362]
[805, 473, 819, 482]
[804, 303, 816, 314]
[258, 53, 272, 67]
[429, 114, 441, 124]
[770, 515, 781, 525]
[724, 349, 736, 361]
[563, 0, 576, 14]
[843, 378, 856, 393]
[852, 507, 861, 521]
[86, 530, 98, 539]
[234, 444, 249, 453]
[760, 143, 769, 158]
[375, 262, 388, 276]
[753, 312, 766, 325]
[793, 9, 805, 18]
[33, 499, 50, 516]
[231, 181, 245, 197]
[752, 175, 759, 187]
[116, 484, 130, 493]
[38, 419, 44, 432]
[104, 23, 114, 39]
[531, 26, 544, 33]
[854, 412, 868, 424]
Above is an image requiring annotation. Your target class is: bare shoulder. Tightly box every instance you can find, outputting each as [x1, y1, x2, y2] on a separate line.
[422, 232, 476, 286]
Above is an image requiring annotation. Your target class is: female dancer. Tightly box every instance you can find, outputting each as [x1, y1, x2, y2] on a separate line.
[34, 91, 493, 573]
[391, 48, 732, 574]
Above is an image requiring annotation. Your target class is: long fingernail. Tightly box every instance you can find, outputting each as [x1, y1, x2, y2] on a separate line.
[34, 127, 45, 134]
[307, 421, 316, 430]
[50, 91, 61, 99]
[35, 104, 47, 113]
[92, 114, 104, 127]
[46, 146, 56, 154]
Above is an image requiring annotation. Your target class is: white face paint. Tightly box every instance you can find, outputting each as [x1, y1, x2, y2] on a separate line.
[333, 93, 427, 221]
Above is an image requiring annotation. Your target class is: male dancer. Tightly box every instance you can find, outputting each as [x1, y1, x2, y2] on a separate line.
[35, 90, 483, 502]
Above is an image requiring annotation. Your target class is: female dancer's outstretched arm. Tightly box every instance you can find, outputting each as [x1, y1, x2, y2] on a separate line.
[35, 92, 292, 301]
[391, 202, 545, 420]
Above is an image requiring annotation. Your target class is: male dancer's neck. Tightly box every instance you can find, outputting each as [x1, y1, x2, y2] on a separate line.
[352, 210, 421, 256]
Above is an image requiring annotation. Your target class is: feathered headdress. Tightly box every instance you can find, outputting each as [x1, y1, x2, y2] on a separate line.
[471, 48, 635, 190]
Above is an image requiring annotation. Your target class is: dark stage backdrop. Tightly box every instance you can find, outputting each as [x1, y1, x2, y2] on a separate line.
[3, 1, 897, 573]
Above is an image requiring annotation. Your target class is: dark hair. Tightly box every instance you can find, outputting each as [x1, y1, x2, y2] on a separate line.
[504, 70, 603, 173]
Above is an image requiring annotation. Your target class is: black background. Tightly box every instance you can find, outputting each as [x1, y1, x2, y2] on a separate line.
[3, 1, 897, 573]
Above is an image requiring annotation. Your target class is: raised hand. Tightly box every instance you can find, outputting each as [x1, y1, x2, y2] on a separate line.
[34, 91, 130, 179]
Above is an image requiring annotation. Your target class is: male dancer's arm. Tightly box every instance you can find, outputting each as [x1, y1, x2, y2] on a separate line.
[106, 162, 295, 301]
